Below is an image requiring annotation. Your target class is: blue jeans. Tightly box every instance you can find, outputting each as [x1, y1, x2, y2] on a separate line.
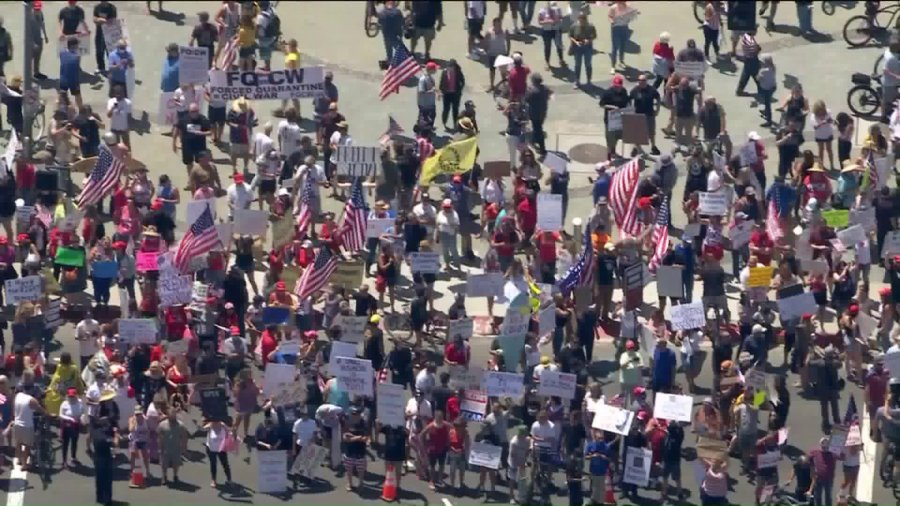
[797, 3, 813, 33]
[813, 479, 832, 506]
[572, 44, 593, 83]
[518, 1, 536, 25]
[610, 25, 629, 65]
[439, 231, 459, 264]
[758, 87, 775, 123]
[383, 33, 401, 61]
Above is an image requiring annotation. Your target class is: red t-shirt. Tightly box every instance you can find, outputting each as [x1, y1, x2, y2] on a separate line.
[517, 198, 537, 234]
[647, 426, 667, 464]
[446, 396, 461, 422]
[537, 232, 560, 263]
[260, 331, 277, 366]
[866, 370, 889, 408]
[493, 230, 516, 257]
[749, 231, 774, 265]
[426, 422, 450, 455]
[444, 342, 469, 366]
[508, 65, 530, 99]
[16, 162, 35, 189]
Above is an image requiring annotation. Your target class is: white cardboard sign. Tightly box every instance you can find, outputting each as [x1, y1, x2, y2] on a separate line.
[543, 152, 568, 174]
[4, 276, 42, 304]
[670, 302, 706, 331]
[257, 450, 288, 494]
[447, 318, 474, 340]
[468, 442, 502, 470]
[466, 273, 505, 297]
[776, 292, 818, 322]
[656, 265, 684, 299]
[366, 218, 394, 239]
[537, 193, 563, 231]
[118, 319, 158, 344]
[409, 252, 441, 274]
[591, 403, 635, 435]
[159, 274, 193, 308]
[538, 305, 556, 337]
[234, 209, 269, 236]
[334, 315, 368, 344]
[332, 356, 374, 397]
[836, 225, 867, 248]
[699, 191, 728, 216]
[329, 340, 358, 364]
[290, 444, 328, 478]
[334, 146, 382, 178]
[178, 45, 210, 85]
[652, 392, 694, 422]
[537, 370, 577, 400]
[623, 447, 653, 487]
[481, 371, 524, 398]
[376, 382, 405, 427]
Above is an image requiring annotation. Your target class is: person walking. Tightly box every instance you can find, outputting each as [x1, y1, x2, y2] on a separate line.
[92, 0, 116, 75]
[736, 30, 761, 96]
[629, 73, 661, 155]
[204, 419, 234, 488]
[525, 73, 551, 155]
[538, 1, 565, 69]
[568, 12, 596, 88]
[343, 406, 369, 492]
[90, 405, 119, 506]
[702, 1, 722, 64]
[59, 387, 85, 468]
[157, 407, 189, 484]
[418, 62, 438, 129]
[439, 59, 465, 131]
[607, 1, 634, 72]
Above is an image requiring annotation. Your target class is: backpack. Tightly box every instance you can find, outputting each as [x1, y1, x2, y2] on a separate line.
[263, 11, 281, 39]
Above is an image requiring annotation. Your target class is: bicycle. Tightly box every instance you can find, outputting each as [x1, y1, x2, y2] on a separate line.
[32, 413, 56, 484]
[843, 1, 900, 47]
[846, 72, 883, 116]
[365, 0, 381, 38]
[761, 485, 812, 506]
[693, 1, 724, 25]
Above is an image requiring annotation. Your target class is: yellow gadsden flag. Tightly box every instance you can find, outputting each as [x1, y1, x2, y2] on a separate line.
[419, 136, 479, 184]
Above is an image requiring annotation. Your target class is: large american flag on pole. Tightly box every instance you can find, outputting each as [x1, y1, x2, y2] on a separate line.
[379, 115, 405, 146]
[337, 178, 367, 253]
[295, 173, 315, 235]
[557, 226, 595, 295]
[217, 36, 238, 70]
[379, 41, 420, 100]
[174, 205, 220, 272]
[610, 158, 642, 237]
[294, 246, 338, 301]
[77, 143, 125, 210]
[648, 197, 670, 273]
[766, 199, 784, 242]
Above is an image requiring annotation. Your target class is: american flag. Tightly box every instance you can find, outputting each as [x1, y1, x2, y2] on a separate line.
[218, 36, 238, 70]
[293, 246, 338, 301]
[174, 205, 221, 273]
[77, 143, 125, 210]
[379, 41, 420, 100]
[379, 115, 404, 146]
[844, 394, 859, 425]
[862, 150, 880, 192]
[295, 173, 315, 235]
[557, 226, 595, 295]
[766, 198, 784, 242]
[610, 158, 642, 237]
[337, 178, 367, 253]
[648, 197, 670, 273]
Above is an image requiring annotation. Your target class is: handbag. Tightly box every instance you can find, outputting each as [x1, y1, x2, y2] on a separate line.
[221, 430, 239, 454]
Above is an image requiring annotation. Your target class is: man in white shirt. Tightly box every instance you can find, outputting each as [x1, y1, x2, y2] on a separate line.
[530, 410, 559, 455]
[292, 406, 318, 457]
[293, 155, 325, 215]
[413, 193, 437, 236]
[277, 108, 302, 157]
[226, 172, 255, 219]
[13, 371, 47, 470]
[435, 199, 460, 268]
[106, 85, 132, 148]
[75, 313, 101, 370]
[404, 390, 434, 432]
[251, 122, 275, 168]
[414, 363, 437, 396]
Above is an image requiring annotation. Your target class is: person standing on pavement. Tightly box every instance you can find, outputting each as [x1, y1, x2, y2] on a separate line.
[757, 54, 777, 125]
[736, 29, 761, 96]
[808, 437, 836, 506]
[203, 419, 234, 488]
[91, 404, 119, 506]
[59, 36, 84, 109]
[189, 11, 218, 69]
[796, 0, 815, 35]
[107, 39, 134, 98]
[629, 73, 661, 155]
[600, 74, 630, 160]
[157, 406, 189, 484]
[343, 406, 369, 493]
[651, 32, 674, 90]
[173, 103, 212, 180]
[702, 0, 722, 64]
[438, 59, 465, 131]
[464, 0, 487, 58]
[537, 1, 565, 69]
[379, 0, 405, 63]
[482, 17, 510, 92]
[254, 0, 279, 72]
[160, 43, 180, 94]
[418, 62, 438, 129]
[669, 77, 702, 148]
[92, 0, 116, 76]
[525, 73, 551, 155]
[607, 1, 634, 73]
[58, 0, 89, 55]
[29, 4, 49, 80]
[568, 12, 596, 89]
[107, 83, 132, 148]
[409, 0, 443, 61]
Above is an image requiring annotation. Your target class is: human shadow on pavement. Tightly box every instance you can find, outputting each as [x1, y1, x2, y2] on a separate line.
[396, 487, 429, 505]
[128, 110, 152, 136]
[166, 479, 201, 493]
[151, 9, 187, 26]
[217, 481, 254, 502]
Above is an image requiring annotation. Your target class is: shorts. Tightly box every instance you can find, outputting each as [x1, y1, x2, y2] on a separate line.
[703, 295, 728, 312]
[815, 136, 833, 143]
[61, 84, 81, 95]
[134, 441, 147, 451]
[12, 426, 34, 447]
[160, 452, 181, 469]
[662, 460, 682, 481]
[259, 178, 277, 196]
[447, 451, 466, 473]
[209, 105, 227, 124]
[258, 43, 274, 61]
[428, 452, 447, 467]
[182, 150, 201, 167]
[343, 455, 367, 475]
[467, 18, 484, 36]
[414, 28, 436, 43]
[238, 45, 256, 59]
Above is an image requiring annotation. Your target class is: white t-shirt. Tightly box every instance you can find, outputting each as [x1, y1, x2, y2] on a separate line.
[810, 110, 834, 140]
[436, 210, 459, 235]
[292, 418, 317, 446]
[227, 182, 255, 212]
[76, 318, 100, 357]
[13, 392, 36, 428]
[173, 87, 200, 112]
[329, 132, 353, 164]
[296, 163, 325, 198]
[277, 120, 302, 156]
[252, 132, 275, 160]
[530, 420, 558, 449]
[206, 424, 228, 452]
[413, 203, 437, 234]
[466, 0, 486, 20]
[107, 98, 132, 132]
[415, 369, 436, 394]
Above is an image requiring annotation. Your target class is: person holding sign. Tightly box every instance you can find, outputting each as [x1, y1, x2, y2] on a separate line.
[342, 406, 369, 493]
[203, 419, 234, 488]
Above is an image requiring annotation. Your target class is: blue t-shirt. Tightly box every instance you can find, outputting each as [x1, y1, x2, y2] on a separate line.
[108, 49, 134, 83]
[59, 51, 81, 88]
[652, 347, 676, 385]
[592, 174, 611, 204]
[160, 55, 180, 92]
[586, 440, 610, 476]
[272, 351, 298, 366]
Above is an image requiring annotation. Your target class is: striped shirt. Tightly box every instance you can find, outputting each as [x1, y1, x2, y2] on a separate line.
[741, 33, 760, 59]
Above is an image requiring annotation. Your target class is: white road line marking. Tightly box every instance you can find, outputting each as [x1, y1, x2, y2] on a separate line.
[857, 403, 876, 504]
[6, 458, 28, 506]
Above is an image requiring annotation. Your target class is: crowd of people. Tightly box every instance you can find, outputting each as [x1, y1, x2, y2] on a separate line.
[0, 2, 897, 506]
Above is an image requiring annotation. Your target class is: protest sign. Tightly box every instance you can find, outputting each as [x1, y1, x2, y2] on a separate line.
[291, 444, 328, 479]
[159, 274, 193, 307]
[335, 315, 368, 343]
[758, 450, 780, 469]
[208, 68, 326, 101]
[16, 205, 34, 228]
[331, 259, 365, 289]
[234, 209, 269, 236]
[450, 366, 484, 392]
[850, 206, 876, 232]
[271, 216, 294, 249]
[468, 442, 502, 470]
[624, 262, 644, 311]
[447, 318, 474, 341]
[538, 371, 576, 400]
[822, 209, 850, 228]
[58, 32, 90, 56]
[466, 273, 504, 297]
[262, 306, 292, 326]
[334, 146, 382, 178]
[670, 302, 705, 331]
[674, 60, 706, 79]
[101, 18, 128, 50]
[257, 450, 288, 494]
[43, 298, 62, 329]
[377, 383, 406, 427]
[461, 390, 488, 421]
[4, 276, 41, 304]
[656, 265, 684, 299]
[537, 193, 563, 231]
[652, 393, 694, 422]
[178, 45, 210, 85]
[776, 289, 818, 322]
[607, 106, 632, 131]
[729, 221, 754, 249]
[622, 113, 650, 145]
[55, 246, 85, 267]
[91, 260, 117, 279]
[884, 351, 900, 378]
[538, 304, 556, 337]
[830, 428, 848, 454]
[623, 447, 653, 487]
[481, 371, 524, 398]
[366, 218, 394, 238]
[483, 160, 511, 179]
[801, 259, 829, 276]
[119, 319, 157, 344]
[187, 199, 217, 225]
[136, 251, 159, 272]
[837, 225, 867, 247]
[699, 191, 729, 215]
[884, 231, 900, 258]
[696, 437, 729, 461]
[410, 252, 441, 273]
[332, 356, 374, 397]
[847, 424, 861, 446]
[501, 296, 531, 336]
[738, 142, 758, 167]
[199, 386, 228, 421]
[591, 403, 635, 435]
[748, 266, 774, 288]
[542, 152, 568, 174]
[745, 368, 767, 392]
[330, 341, 358, 363]
[263, 363, 296, 394]
[497, 334, 525, 372]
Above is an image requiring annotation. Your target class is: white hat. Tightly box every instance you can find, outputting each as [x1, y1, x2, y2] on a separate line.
[102, 131, 118, 145]
[748, 131, 761, 141]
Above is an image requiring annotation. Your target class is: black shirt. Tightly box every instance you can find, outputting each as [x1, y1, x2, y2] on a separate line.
[352, 292, 377, 316]
[72, 115, 101, 155]
[191, 22, 218, 47]
[177, 114, 211, 154]
[255, 422, 280, 450]
[558, 344, 586, 373]
[344, 417, 368, 458]
[675, 85, 699, 118]
[525, 84, 551, 121]
[411, 0, 442, 29]
[629, 85, 659, 116]
[381, 426, 407, 462]
[59, 5, 86, 35]
[562, 422, 586, 454]
[431, 385, 453, 414]
[93, 2, 117, 26]
[700, 264, 726, 297]
[600, 87, 630, 124]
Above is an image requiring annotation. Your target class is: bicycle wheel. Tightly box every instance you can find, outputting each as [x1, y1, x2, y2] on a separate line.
[365, 7, 380, 38]
[847, 85, 881, 116]
[32, 108, 46, 141]
[693, 1, 706, 24]
[844, 15, 875, 47]
[822, 1, 836, 16]
[875, 51, 887, 75]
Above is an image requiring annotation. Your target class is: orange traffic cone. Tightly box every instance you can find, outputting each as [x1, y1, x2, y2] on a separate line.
[129, 452, 145, 488]
[604, 469, 616, 505]
[381, 463, 397, 502]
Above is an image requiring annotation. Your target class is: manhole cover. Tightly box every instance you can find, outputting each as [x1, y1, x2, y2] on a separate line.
[568, 143, 607, 164]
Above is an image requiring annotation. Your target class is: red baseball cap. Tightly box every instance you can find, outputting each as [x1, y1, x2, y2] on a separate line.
[276, 280, 286, 291]
[234, 173, 244, 183]
[612, 74, 624, 87]
[112, 241, 127, 250]
[66, 387, 77, 396]
[151, 199, 163, 211]
[230, 326, 241, 336]
[801, 313, 813, 321]
[638, 197, 653, 209]
[625, 340, 636, 350]
[848, 304, 859, 315]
